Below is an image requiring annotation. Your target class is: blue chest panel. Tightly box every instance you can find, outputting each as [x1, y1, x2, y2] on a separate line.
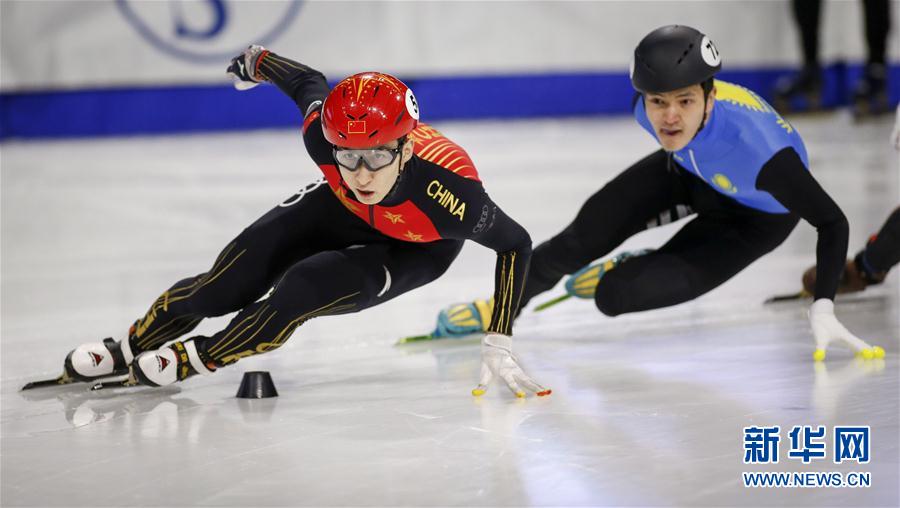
[634, 80, 809, 214]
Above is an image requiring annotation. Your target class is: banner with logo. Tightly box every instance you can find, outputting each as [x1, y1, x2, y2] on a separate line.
[1, 0, 897, 138]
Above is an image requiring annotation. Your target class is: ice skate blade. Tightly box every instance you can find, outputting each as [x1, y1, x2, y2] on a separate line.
[20, 371, 77, 391]
[89, 373, 135, 391]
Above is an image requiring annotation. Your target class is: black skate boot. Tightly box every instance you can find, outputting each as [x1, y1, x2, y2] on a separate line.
[773, 65, 823, 113]
[852, 63, 888, 119]
[801, 246, 887, 296]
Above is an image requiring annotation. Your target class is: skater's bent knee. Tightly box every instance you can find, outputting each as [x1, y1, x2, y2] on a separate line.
[594, 277, 626, 317]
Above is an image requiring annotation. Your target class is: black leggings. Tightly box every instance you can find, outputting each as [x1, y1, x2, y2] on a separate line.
[793, 0, 890, 66]
[522, 150, 800, 316]
[129, 180, 462, 366]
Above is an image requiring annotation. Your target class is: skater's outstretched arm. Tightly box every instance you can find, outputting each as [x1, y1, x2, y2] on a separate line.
[756, 147, 882, 360]
[421, 169, 549, 397]
[227, 45, 334, 168]
[227, 45, 329, 117]
[431, 187, 532, 336]
[756, 147, 847, 301]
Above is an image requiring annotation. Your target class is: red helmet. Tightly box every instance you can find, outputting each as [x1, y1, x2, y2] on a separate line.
[321, 72, 420, 148]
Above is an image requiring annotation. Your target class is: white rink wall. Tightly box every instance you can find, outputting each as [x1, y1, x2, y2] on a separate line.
[2, 0, 899, 91]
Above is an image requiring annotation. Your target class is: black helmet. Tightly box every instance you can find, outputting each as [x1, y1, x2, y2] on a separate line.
[631, 25, 722, 93]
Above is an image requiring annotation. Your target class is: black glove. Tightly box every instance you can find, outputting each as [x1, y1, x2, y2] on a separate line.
[227, 45, 269, 90]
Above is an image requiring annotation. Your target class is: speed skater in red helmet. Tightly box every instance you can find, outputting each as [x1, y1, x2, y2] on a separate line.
[35, 46, 548, 399]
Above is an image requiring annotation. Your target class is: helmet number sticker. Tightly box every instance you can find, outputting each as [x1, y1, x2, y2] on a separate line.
[700, 36, 721, 67]
[405, 89, 420, 120]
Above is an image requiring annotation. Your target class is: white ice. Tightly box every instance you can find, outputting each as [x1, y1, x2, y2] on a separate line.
[2, 112, 898, 506]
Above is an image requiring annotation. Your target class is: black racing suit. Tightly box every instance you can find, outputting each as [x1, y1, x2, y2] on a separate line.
[858, 206, 900, 277]
[126, 53, 531, 366]
[522, 85, 850, 315]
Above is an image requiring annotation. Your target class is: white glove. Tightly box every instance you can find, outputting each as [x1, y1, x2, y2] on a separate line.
[473, 333, 551, 398]
[891, 104, 900, 150]
[226, 45, 268, 91]
[808, 299, 884, 361]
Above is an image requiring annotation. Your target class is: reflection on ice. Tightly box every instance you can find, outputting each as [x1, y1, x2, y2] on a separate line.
[2, 114, 898, 506]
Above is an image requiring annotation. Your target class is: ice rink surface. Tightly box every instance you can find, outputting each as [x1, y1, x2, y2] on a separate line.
[2, 112, 898, 507]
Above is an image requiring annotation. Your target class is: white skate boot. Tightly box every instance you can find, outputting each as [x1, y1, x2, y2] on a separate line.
[64, 337, 135, 382]
[131, 339, 216, 387]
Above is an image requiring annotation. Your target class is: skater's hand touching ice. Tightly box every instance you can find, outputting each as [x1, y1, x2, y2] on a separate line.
[473, 333, 551, 398]
[809, 299, 885, 361]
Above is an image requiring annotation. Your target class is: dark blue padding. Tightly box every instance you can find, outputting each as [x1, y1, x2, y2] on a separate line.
[1, 64, 897, 139]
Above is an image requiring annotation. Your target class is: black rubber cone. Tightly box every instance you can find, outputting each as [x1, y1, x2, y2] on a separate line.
[236, 371, 279, 399]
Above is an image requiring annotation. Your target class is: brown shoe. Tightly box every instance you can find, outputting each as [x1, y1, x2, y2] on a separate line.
[802, 255, 886, 295]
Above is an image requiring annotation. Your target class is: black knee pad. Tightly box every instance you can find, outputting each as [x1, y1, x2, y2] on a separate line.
[594, 274, 626, 317]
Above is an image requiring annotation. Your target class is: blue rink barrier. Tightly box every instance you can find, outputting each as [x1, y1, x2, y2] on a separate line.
[1, 64, 898, 140]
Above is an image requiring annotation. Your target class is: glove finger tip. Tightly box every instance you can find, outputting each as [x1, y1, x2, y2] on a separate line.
[536, 389, 552, 397]
[813, 348, 826, 362]
[472, 386, 487, 397]
[506, 384, 525, 398]
[855, 348, 875, 360]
